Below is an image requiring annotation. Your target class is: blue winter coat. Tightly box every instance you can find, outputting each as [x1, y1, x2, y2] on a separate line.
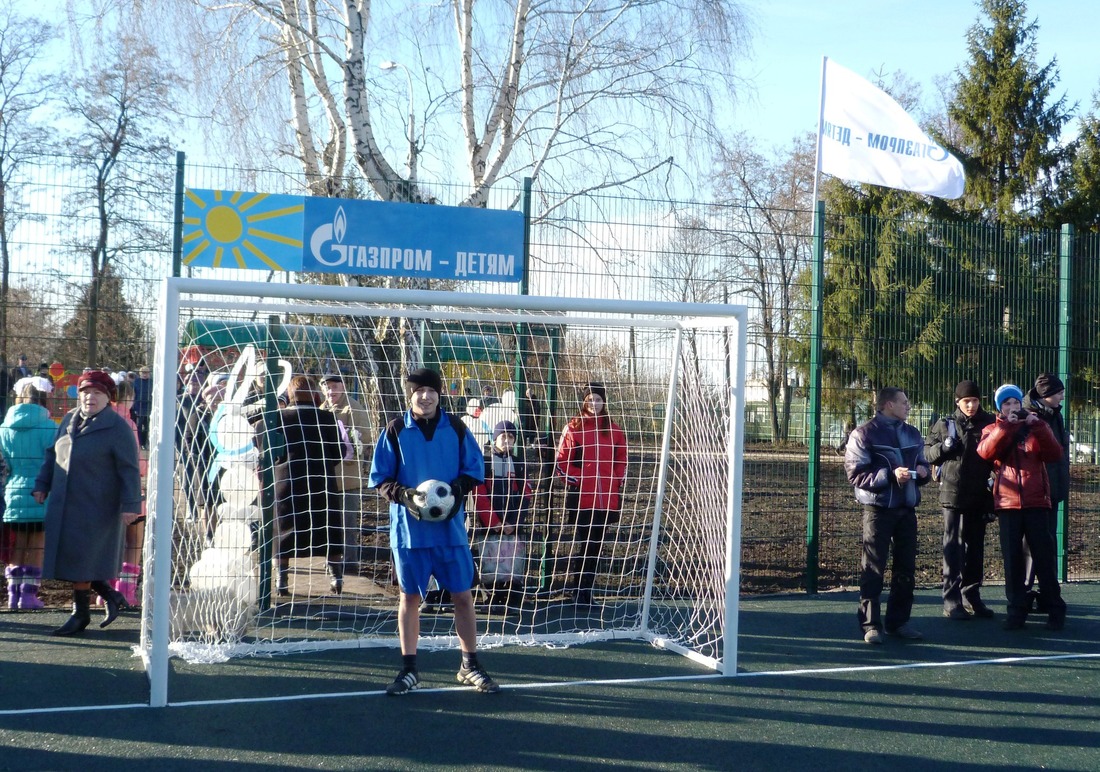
[0, 403, 57, 524]
[844, 412, 930, 509]
[132, 375, 153, 417]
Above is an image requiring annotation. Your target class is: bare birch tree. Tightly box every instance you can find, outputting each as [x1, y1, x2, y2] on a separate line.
[112, 0, 752, 206]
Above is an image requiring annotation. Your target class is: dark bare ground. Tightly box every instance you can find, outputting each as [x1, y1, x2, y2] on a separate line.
[19, 446, 1100, 608]
[741, 444, 1100, 594]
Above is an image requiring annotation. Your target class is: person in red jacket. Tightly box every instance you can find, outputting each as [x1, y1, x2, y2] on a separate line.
[554, 383, 627, 605]
[977, 383, 1066, 631]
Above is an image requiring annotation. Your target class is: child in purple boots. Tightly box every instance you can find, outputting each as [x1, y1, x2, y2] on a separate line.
[1, 384, 58, 610]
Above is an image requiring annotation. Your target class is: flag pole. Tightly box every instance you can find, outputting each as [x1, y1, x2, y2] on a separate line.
[811, 56, 827, 208]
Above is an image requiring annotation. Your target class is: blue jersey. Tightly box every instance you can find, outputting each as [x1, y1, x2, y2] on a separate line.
[369, 409, 485, 548]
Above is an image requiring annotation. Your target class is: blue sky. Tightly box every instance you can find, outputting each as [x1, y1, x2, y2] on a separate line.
[732, 0, 1100, 146]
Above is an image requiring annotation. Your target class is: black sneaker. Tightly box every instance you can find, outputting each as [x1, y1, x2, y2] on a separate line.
[965, 599, 995, 618]
[884, 623, 923, 640]
[457, 663, 501, 693]
[386, 669, 420, 696]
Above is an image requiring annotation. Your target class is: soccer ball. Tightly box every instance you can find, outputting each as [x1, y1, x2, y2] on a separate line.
[414, 479, 455, 522]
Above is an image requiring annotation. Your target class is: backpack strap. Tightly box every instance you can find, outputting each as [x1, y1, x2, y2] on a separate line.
[449, 413, 469, 446]
[386, 412, 468, 478]
[385, 417, 404, 475]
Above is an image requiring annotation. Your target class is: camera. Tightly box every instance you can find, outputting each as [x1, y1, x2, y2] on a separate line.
[908, 470, 918, 480]
[1014, 409, 1030, 420]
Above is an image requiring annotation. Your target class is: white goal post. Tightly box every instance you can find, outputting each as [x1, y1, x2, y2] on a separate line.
[140, 278, 747, 706]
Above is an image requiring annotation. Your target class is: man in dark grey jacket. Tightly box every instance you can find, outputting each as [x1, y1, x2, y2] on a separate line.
[925, 380, 996, 620]
[845, 387, 931, 644]
[1023, 372, 1070, 611]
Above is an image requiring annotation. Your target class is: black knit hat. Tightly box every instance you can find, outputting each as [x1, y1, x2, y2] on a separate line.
[954, 380, 981, 401]
[405, 367, 443, 398]
[583, 382, 607, 404]
[1033, 373, 1065, 399]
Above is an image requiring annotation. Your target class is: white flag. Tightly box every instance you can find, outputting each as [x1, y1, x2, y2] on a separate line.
[819, 58, 965, 199]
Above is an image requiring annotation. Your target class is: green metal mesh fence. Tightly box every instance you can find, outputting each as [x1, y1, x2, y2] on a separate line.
[4, 153, 1098, 593]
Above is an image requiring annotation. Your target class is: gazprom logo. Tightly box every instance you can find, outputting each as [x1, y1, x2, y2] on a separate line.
[866, 132, 950, 162]
[309, 206, 348, 267]
[306, 203, 433, 273]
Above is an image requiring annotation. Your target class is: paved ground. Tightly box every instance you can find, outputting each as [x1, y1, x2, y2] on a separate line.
[1, 585, 1098, 770]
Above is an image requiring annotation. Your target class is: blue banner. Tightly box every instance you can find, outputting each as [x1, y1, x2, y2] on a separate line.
[183, 190, 305, 271]
[183, 189, 525, 283]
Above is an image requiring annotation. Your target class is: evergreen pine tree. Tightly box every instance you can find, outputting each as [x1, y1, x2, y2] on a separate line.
[947, 0, 1071, 226]
[1059, 94, 1100, 231]
[55, 268, 147, 371]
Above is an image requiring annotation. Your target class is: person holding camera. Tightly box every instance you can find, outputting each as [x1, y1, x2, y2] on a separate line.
[925, 380, 996, 620]
[981, 384, 1064, 633]
[977, 384, 1066, 631]
[368, 368, 498, 695]
[844, 387, 930, 644]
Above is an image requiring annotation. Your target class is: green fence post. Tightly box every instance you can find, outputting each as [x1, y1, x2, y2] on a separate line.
[171, 151, 185, 278]
[258, 316, 284, 609]
[520, 177, 532, 296]
[515, 177, 532, 412]
[1057, 223, 1073, 582]
[805, 201, 825, 594]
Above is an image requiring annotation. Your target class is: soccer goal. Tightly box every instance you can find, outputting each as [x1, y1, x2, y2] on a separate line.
[140, 278, 746, 706]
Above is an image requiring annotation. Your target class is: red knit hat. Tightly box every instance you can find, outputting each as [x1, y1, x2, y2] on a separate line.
[78, 370, 118, 401]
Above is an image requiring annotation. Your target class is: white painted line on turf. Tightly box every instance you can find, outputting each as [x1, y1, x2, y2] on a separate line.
[736, 650, 1100, 678]
[2, 651, 1098, 715]
[0, 702, 150, 716]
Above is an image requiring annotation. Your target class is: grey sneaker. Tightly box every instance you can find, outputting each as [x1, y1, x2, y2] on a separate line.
[885, 623, 923, 640]
[863, 628, 884, 645]
[457, 663, 501, 693]
[386, 669, 420, 696]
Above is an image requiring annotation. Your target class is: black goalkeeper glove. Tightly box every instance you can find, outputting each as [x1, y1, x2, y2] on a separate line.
[447, 479, 470, 519]
[398, 486, 424, 519]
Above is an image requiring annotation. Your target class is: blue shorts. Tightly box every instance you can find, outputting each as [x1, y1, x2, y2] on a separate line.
[392, 545, 475, 597]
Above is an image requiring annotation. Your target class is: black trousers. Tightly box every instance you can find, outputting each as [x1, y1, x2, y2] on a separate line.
[941, 507, 989, 609]
[858, 505, 917, 633]
[564, 494, 617, 592]
[1023, 506, 1059, 596]
[999, 507, 1065, 621]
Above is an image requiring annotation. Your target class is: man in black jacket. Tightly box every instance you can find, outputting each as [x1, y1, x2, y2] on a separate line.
[844, 387, 930, 644]
[925, 380, 996, 620]
[1023, 372, 1070, 610]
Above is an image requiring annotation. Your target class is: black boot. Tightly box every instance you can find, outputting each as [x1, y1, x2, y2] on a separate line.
[90, 580, 131, 628]
[52, 589, 92, 636]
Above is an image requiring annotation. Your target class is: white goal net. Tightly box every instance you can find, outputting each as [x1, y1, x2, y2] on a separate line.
[139, 278, 746, 704]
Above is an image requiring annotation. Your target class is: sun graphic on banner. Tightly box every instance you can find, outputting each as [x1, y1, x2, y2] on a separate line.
[182, 189, 305, 271]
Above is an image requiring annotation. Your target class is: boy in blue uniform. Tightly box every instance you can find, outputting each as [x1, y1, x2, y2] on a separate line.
[369, 368, 500, 695]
